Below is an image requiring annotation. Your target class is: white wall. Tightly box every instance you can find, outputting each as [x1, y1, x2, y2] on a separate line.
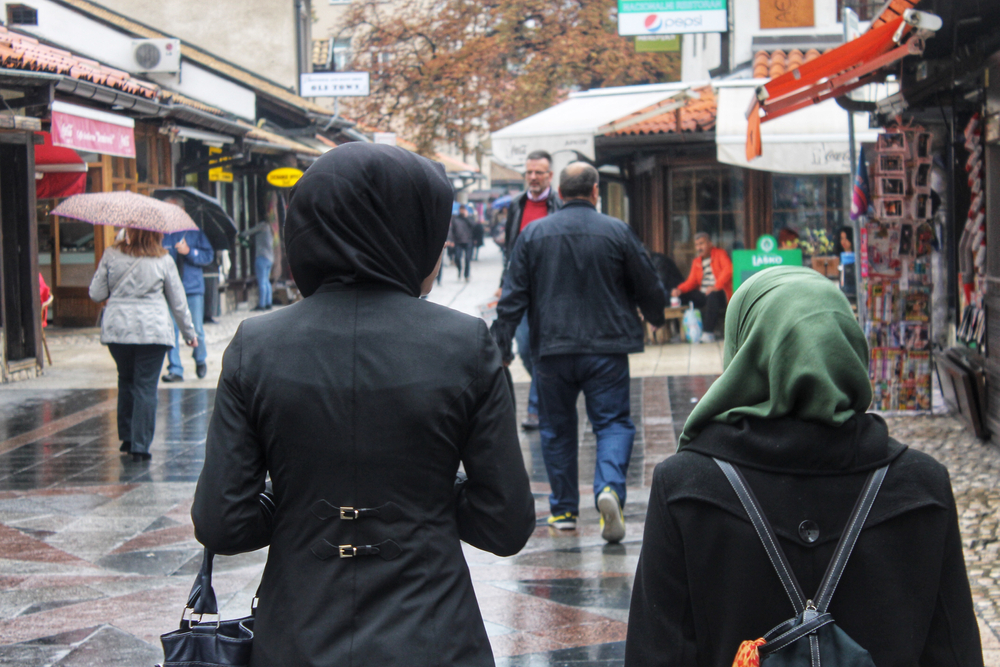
[680, 0, 866, 82]
[92, 0, 299, 89]
[3, 0, 257, 120]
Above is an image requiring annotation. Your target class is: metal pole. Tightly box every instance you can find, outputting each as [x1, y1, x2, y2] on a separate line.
[844, 7, 865, 316]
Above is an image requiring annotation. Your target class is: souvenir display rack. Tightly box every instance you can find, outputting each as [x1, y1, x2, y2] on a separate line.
[957, 113, 988, 352]
[864, 126, 935, 412]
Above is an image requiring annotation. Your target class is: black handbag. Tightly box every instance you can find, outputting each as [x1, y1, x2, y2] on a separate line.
[157, 549, 255, 667]
[715, 458, 889, 667]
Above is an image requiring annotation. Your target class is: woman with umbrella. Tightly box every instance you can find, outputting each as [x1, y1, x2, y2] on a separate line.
[55, 191, 199, 462]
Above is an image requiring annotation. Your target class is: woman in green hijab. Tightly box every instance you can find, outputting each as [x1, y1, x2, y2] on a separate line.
[625, 266, 981, 667]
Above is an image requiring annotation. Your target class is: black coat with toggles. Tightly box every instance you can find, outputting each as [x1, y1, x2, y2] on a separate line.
[191, 143, 536, 667]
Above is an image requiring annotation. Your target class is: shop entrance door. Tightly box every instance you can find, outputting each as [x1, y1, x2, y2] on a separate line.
[0, 135, 40, 367]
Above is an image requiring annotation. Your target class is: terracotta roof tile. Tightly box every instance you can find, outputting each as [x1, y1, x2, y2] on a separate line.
[752, 48, 824, 79]
[603, 86, 716, 137]
[0, 25, 159, 99]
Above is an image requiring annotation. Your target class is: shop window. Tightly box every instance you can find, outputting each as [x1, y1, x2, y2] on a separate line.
[669, 167, 743, 272]
[772, 174, 849, 257]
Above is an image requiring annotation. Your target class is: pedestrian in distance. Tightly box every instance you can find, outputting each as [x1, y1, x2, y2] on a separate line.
[625, 266, 982, 667]
[498, 150, 563, 430]
[192, 143, 535, 667]
[161, 197, 214, 382]
[89, 228, 197, 462]
[492, 162, 667, 543]
[672, 232, 733, 342]
[447, 204, 476, 282]
[238, 220, 275, 311]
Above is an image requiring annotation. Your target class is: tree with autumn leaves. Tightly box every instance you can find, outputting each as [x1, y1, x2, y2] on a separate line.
[341, 0, 680, 156]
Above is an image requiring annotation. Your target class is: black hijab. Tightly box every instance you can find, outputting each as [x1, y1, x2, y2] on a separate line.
[285, 143, 454, 298]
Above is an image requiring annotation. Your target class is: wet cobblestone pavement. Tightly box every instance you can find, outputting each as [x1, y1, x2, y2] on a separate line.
[0, 379, 997, 665]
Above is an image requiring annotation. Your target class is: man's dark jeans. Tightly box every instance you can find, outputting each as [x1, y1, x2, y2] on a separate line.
[535, 354, 635, 517]
[679, 289, 727, 333]
[109, 344, 169, 455]
[454, 243, 473, 279]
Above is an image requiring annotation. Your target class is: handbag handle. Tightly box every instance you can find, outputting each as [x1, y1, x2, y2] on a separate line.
[186, 548, 219, 616]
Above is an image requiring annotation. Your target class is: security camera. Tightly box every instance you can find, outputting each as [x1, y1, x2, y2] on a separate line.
[902, 9, 943, 32]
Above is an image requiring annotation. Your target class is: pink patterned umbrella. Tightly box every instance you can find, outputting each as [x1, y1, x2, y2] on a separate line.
[51, 191, 199, 233]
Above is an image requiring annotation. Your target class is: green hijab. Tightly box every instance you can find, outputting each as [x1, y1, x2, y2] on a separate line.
[678, 266, 872, 448]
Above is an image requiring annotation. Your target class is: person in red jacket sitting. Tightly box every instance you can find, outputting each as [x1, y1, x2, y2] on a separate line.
[671, 233, 732, 342]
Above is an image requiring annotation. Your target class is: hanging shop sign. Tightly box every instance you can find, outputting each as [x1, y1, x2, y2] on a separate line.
[266, 167, 304, 188]
[208, 147, 234, 182]
[731, 234, 802, 291]
[300, 72, 370, 98]
[617, 0, 728, 36]
[50, 101, 135, 158]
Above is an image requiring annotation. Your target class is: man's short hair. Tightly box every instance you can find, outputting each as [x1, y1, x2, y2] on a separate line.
[559, 163, 599, 199]
[526, 150, 552, 168]
[694, 232, 711, 243]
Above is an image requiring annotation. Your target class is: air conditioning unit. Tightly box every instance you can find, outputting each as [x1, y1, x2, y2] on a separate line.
[130, 39, 181, 73]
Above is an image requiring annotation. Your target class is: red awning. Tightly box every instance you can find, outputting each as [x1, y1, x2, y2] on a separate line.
[34, 131, 87, 200]
[746, 0, 926, 160]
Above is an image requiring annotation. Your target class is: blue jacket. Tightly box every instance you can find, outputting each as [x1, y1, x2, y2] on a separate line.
[163, 230, 214, 296]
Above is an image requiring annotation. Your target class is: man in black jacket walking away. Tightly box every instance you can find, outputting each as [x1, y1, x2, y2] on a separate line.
[492, 162, 667, 543]
[447, 205, 476, 282]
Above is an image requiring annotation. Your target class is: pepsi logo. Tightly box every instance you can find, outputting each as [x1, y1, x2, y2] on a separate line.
[644, 14, 662, 32]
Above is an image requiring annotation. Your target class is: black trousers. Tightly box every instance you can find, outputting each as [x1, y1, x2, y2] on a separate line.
[679, 290, 727, 333]
[108, 343, 170, 454]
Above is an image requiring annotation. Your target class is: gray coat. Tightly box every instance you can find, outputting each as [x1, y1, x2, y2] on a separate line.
[89, 248, 196, 347]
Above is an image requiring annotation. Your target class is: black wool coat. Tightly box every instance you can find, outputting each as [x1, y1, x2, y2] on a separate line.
[625, 414, 983, 667]
[192, 286, 536, 667]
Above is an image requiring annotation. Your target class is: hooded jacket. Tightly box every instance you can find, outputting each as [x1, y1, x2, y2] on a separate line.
[191, 144, 536, 667]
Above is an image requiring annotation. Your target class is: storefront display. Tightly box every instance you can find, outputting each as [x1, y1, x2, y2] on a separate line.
[864, 127, 935, 412]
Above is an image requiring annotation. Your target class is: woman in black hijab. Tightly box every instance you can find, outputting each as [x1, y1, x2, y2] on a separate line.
[192, 144, 536, 667]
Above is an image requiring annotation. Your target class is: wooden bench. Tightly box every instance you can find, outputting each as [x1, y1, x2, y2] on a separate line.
[645, 306, 686, 345]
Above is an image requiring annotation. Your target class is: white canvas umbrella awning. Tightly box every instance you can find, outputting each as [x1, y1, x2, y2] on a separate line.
[715, 81, 879, 175]
[491, 82, 697, 172]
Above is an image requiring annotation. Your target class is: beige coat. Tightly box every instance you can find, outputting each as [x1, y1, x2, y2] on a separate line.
[89, 247, 196, 346]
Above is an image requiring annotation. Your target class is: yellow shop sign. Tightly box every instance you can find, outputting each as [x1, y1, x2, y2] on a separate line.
[267, 167, 304, 188]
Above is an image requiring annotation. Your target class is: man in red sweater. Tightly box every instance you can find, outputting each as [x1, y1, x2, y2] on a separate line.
[672, 233, 732, 342]
[499, 150, 563, 429]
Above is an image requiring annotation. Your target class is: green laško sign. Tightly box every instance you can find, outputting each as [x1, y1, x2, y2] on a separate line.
[731, 235, 803, 291]
[618, 0, 727, 35]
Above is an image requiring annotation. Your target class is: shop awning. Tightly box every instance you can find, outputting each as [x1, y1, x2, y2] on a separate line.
[491, 82, 694, 170]
[717, 83, 879, 174]
[51, 100, 136, 158]
[34, 131, 87, 200]
[746, 0, 930, 160]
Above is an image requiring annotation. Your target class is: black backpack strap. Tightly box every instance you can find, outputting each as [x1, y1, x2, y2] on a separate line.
[814, 465, 889, 612]
[715, 458, 807, 613]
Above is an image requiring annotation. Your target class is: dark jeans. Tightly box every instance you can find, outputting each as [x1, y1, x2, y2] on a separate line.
[535, 354, 636, 516]
[454, 243, 473, 279]
[108, 344, 169, 455]
[679, 289, 727, 333]
[513, 314, 539, 416]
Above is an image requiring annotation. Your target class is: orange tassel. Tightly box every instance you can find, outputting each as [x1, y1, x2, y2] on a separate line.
[732, 638, 767, 667]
